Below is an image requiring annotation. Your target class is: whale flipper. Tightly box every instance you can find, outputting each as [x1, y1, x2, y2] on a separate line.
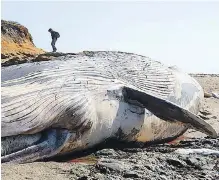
[123, 87, 217, 138]
[1, 129, 70, 163]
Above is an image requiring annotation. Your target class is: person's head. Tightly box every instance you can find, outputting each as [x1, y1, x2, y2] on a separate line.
[48, 28, 52, 32]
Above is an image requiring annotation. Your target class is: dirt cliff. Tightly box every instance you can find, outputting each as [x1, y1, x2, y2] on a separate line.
[1, 20, 45, 65]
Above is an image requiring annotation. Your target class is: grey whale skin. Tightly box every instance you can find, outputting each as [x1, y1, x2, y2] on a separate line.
[1, 51, 216, 163]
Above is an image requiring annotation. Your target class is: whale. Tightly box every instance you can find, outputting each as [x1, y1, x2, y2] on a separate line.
[1, 51, 216, 163]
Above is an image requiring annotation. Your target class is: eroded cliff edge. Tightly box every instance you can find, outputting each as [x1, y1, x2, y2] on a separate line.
[1, 20, 45, 65]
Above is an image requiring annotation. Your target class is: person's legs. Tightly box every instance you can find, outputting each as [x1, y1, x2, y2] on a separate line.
[51, 38, 57, 52]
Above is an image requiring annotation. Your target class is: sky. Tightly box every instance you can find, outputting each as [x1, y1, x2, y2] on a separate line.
[1, 1, 219, 73]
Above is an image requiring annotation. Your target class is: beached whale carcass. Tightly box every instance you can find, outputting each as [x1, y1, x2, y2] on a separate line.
[1, 51, 217, 163]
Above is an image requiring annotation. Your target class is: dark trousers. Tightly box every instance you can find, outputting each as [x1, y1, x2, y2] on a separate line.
[51, 38, 57, 52]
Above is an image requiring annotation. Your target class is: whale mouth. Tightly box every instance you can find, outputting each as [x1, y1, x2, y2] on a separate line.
[1, 129, 70, 164]
[122, 87, 217, 138]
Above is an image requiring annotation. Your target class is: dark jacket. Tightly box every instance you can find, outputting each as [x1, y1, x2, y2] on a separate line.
[50, 30, 60, 39]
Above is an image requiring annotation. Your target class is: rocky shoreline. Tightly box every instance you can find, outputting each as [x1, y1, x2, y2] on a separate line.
[2, 137, 219, 180]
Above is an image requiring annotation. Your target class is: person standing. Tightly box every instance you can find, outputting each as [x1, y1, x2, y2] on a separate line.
[48, 28, 60, 52]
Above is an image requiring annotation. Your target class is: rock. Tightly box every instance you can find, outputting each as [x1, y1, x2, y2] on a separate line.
[184, 157, 203, 169]
[95, 149, 118, 157]
[166, 158, 186, 168]
[200, 110, 212, 116]
[212, 92, 219, 99]
[203, 92, 219, 99]
[57, 165, 92, 180]
[92, 173, 105, 180]
[96, 159, 131, 173]
[123, 171, 139, 178]
[204, 92, 213, 98]
[159, 175, 168, 180]
[77, 176, 88, 180]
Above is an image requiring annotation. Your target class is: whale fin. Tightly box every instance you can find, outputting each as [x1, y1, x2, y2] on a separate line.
[1, 129, 70, 163]
[123, 87, 217, 138]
